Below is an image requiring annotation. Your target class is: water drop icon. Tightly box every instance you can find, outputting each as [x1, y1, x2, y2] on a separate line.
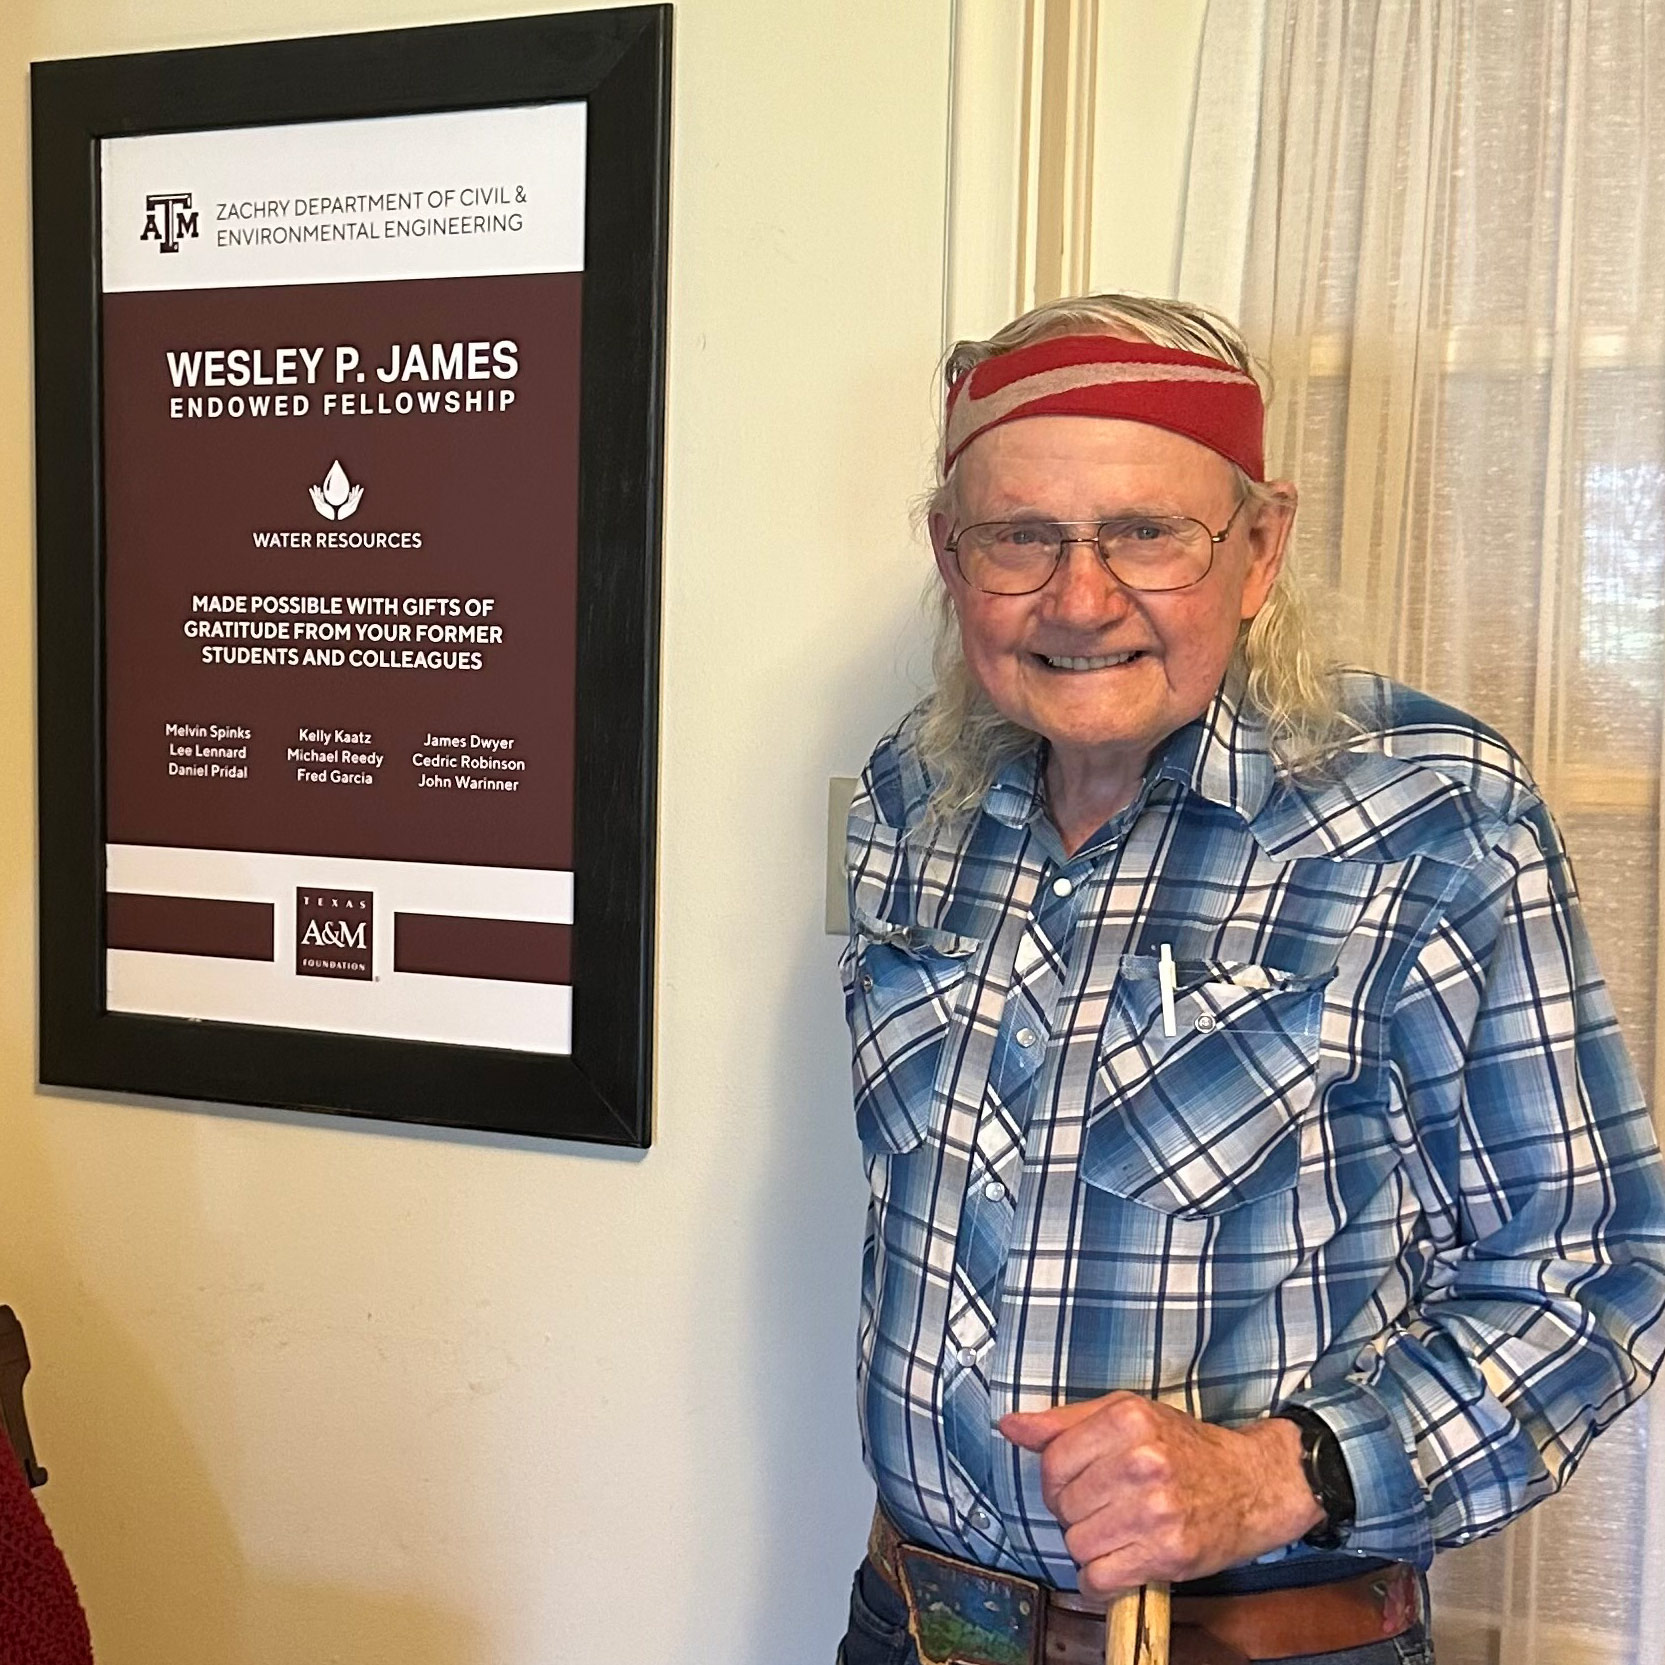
[309, 460, 364, 521]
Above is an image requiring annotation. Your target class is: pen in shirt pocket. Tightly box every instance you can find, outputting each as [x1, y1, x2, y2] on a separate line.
[1159, 943, 1177, 1037]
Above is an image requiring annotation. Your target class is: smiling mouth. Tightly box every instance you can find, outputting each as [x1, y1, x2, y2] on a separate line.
[1034, 649, 1145, 671]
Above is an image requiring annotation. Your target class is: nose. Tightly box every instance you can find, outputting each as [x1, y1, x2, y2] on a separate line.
[1044, 535, 1135, 626]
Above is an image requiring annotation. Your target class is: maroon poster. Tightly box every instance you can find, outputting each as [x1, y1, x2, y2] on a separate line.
[99, 104, 587, 1053]
[103, 272, 580, 869]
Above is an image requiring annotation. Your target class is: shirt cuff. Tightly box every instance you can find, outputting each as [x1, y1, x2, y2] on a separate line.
[1285, 1380, 1435, 1568]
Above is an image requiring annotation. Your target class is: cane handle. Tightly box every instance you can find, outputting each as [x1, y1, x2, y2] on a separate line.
[1106, 1580, 1170, 1665]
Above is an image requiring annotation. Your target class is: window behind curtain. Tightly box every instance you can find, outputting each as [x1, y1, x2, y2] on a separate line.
[1180, 2, 1665, 1658]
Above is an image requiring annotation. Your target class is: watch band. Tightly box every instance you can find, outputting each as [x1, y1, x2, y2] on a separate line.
[1274, 1404, 1356, 1550]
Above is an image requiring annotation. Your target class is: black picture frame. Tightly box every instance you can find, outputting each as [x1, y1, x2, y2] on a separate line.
[31, 9, 669, 1147]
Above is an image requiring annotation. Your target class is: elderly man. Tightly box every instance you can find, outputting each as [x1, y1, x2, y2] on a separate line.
[838, 295, 1665, 1665]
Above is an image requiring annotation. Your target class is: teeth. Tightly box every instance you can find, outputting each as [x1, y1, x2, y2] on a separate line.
[1042, 651, 1140, 670]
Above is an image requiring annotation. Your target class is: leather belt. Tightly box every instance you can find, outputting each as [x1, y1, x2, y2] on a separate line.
[868, 1510, 1419, 1664]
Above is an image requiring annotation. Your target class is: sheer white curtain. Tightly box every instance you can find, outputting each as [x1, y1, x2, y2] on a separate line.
[1180, 3, 1665, 1659]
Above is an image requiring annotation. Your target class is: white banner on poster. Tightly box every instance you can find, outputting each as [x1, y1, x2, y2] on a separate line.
[105, 844, 574, 1053]
[101, 102, 587, 293]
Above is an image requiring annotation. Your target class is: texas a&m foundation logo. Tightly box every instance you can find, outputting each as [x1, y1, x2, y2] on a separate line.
[295, 889, 373, 980]
[140, 192, 199, 254]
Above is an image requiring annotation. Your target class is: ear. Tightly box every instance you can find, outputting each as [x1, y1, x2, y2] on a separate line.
[930, 509, 961, 590]
[1238, 481, 1298, 621]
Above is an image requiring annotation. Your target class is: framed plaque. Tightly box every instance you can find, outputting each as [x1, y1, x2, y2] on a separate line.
[32, 9, 669, 1145]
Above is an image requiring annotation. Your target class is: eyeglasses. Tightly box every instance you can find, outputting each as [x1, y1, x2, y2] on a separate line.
[945, 498, 1247, 596]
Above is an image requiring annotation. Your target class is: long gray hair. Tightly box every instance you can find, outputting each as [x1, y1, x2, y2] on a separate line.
[919, 293, 1346, 825]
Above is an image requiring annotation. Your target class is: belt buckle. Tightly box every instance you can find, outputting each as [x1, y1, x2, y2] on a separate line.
[894, 1543, 1042, 1665]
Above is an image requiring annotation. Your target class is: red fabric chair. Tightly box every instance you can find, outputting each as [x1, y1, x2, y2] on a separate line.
[0, 1309, 93, 1664]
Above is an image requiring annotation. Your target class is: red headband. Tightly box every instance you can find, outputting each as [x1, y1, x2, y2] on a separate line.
[942, 333, 1266, 481]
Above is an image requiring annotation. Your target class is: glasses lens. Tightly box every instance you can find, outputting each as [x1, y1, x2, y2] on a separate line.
[1099, 516, 1213, 591]
[958, 521, 1062, 593]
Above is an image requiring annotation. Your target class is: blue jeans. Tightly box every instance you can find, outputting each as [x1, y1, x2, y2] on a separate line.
[835, 1561, 1435, 1665]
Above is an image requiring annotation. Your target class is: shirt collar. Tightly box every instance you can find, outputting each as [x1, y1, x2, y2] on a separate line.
[984, 745, 1048, 829]
[979, 662, 1279, 833]
[1152, 662, 1279, 823]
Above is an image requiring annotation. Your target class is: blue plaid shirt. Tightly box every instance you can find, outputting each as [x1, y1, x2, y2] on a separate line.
[842, 668, 1665, 1586]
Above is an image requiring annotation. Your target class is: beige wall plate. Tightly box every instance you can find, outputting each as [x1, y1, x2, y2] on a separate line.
[826, 776, 859, 935]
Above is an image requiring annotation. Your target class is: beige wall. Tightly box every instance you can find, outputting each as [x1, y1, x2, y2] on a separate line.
[0, 4, 1204, 1662]
[1093, 0, 1210, 295]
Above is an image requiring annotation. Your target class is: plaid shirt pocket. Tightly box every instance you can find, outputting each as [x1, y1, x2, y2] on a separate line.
[1080, 957, 1334, 1216]
[844, 906, 979, 1154]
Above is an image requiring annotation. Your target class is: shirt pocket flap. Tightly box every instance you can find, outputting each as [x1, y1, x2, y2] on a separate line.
[843, 903, 979, 1154]
[1080, 957, 1333, 1216]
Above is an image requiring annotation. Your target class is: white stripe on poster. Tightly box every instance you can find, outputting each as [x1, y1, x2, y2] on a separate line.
[106, 948, 572, 1054]
[102, 103, 587, 294]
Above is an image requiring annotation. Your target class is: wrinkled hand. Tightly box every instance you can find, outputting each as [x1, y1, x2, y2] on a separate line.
[999, 1395, 1323, 1599]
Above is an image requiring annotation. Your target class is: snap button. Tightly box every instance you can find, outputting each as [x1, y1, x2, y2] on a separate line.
[1194, 1012, 1218, 1033]
[969, 1507, 991, 1530]
[860, 973, 874, 993]
[1015, 1027, 1038, 1049]
[957, 1346, 977, 1367]
[984, 1180, 1006, 1202]
[1051, 876, 1074, 898]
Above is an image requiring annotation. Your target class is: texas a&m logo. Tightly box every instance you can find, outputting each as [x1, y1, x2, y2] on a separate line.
[140, 192, 199, 254]
[295, 889, 373, 980]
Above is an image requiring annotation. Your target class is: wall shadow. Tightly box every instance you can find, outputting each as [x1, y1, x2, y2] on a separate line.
[3, 1089, 485, 1664]
[697, 583, 931, 1665]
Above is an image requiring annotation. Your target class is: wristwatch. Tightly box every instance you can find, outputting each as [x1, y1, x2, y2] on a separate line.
[1273, 1404, 1356, 1550]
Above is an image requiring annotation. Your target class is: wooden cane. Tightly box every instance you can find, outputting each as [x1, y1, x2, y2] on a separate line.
[1107, 1581, 1170, 1665]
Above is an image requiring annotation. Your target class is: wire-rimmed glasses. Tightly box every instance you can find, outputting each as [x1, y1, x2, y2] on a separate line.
[945, 498, 1246, 596]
